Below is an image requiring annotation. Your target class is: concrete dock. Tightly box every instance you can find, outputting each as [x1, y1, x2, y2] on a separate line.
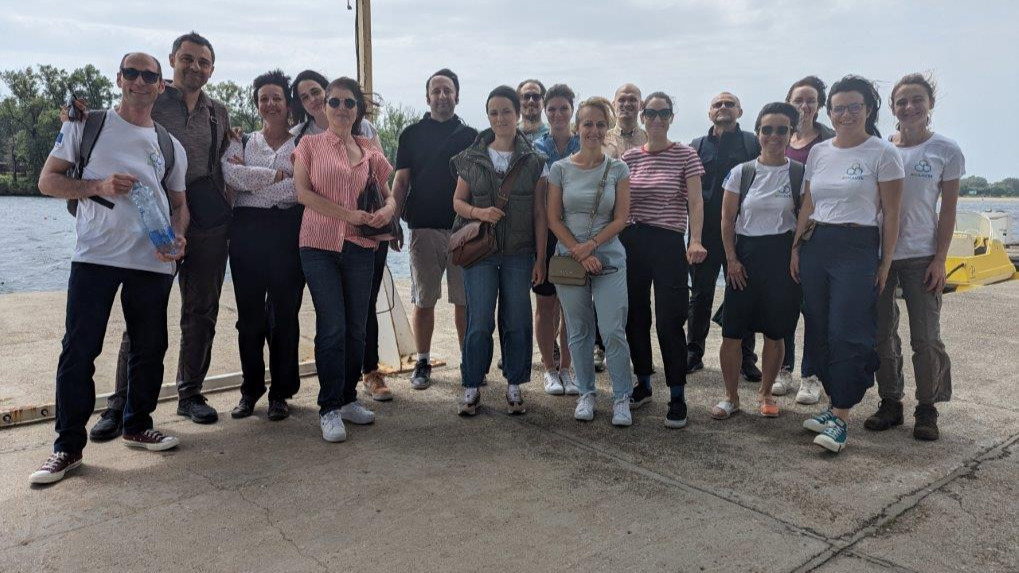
[1, 279, 1017, 572]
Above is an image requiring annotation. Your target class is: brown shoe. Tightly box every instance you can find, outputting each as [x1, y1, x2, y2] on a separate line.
[29, 451, 83, 485]
[363, 370, 393, 402]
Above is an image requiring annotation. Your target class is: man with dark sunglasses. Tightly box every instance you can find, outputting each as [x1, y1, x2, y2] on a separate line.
[517, 79, 548, 142]
[30, 52, 189, 485]
[687, 92, 763, 381]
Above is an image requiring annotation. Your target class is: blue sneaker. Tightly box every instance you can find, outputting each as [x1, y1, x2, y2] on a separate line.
[803, 409, 837, 433]
[814, 418, 848, 453]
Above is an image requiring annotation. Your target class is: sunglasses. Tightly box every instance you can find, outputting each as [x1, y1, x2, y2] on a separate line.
[120, 67, 161, 85]
[712, 100, 738, 109]
[831, 103, 865, 115]
[327, 97, 358, 109]
[642, 108, 673, 120]
[521, 93, 543, 102]
[759, 125, 790, 136]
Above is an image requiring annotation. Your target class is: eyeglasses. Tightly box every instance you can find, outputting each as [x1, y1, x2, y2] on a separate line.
[521, 93, 543, 102]
[759, 125, 790, 136]
[120, 67, 161, 84]
[327, 97, 358, 109]
[712, 100, 738, 109]
[642, 109, 673, 120]
[831, 103, 865, 115]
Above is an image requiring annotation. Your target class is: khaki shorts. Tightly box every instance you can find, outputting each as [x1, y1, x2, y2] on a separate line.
[409, 228, 466, 308]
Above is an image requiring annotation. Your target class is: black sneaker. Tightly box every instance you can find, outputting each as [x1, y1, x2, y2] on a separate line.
[267, 399, 290, 421]
[177, 395, 219, 424]
[89, 409, 123, 441]
[913, 404, 940, 441]
[741, 362, 763, 383]
[231, 395, 257, 419]
[630, 384, 653, 409]
[666, 400, 688, 429]
[864, 399, 904, 431]
[686, 358, 704, 374]
[410, 359, 432, 390]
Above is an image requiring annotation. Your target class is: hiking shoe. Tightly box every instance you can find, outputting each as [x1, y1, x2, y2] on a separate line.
[458, 387, 480, 417]
[665, 400, 688, 429]
[89, 409, 123, 441]
[231, 395, 257, 419]
[803, 409, 838, 433]
[364, 370, 393, 402]
[123, 429, 180, 451]
[561, 369, 580, 395]
[630, 384, 653, 409]
[575, 393, 595, 421]
[772, 370, 794, 396]
[814, 417, 848, 453]
[543, 370, 564, 395]
[611, 397, 632, 427]
[741, 362, 763, 383]
[320, 410, 347, 442]
[339, 401, 375, 425]
[796, 376, 823, 405]
[864, 399, 904, 431]
[177, 395, 218, 424]
[267, 399, 289, 421]
[913, 404, 940, 441]
[686, 358, 704, 374]
[506, 384, 526, 415]
[410, 359, 432, 390]
[29, 451, 83, 485]
[594, 347, 606, 373]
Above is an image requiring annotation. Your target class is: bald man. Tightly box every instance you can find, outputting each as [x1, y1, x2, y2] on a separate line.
[606, 83, 648, 158]
[686, 92, 763, 380]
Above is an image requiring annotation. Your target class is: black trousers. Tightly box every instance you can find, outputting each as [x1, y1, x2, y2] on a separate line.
[55, 263, 174, 454]
[686, 198, 757, 365]
[229, 206, 305, 401]
[621, 224, 690, 387]
[363, 241, 390, 373]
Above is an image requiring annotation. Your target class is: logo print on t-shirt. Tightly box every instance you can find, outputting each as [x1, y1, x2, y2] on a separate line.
[846, 162, 864, 177]
[777, 183, 792, 197]
[53, 132, 64, 149]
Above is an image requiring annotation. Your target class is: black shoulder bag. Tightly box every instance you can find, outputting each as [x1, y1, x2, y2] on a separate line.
[185, 105, 233, 229]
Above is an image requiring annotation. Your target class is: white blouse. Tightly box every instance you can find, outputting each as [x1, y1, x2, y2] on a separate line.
[222, 132, 298, 209]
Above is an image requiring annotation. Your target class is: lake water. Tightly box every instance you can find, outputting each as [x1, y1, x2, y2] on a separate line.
[1, 196, 1017, 295]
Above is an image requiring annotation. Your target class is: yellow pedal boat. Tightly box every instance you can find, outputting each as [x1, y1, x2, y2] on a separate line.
[945, 212, 1016, 289]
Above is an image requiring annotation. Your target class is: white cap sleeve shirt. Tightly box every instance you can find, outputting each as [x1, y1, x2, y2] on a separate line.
[48, 109, 188, 275]
[722, 161, 798, 236]
[893, 133, 965, 260]
[805, 136, 905, 227]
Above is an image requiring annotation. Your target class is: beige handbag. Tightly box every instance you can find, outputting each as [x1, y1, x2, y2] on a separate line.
[548, 161, 611, 286]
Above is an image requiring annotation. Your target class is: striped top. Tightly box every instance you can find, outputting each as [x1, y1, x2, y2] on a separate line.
[622, 143, 705, 234]
[292, 130, 392, 252]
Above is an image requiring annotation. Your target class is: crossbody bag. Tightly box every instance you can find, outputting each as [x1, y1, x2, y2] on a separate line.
[449, 161, 522, 268]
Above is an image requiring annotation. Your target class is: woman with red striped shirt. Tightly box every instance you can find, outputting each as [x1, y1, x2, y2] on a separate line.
[620, 92, 707, 429]
[293, 77, 395, 443]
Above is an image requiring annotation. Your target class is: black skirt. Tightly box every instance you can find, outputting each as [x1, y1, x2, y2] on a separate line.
[721, 232, 801, 340]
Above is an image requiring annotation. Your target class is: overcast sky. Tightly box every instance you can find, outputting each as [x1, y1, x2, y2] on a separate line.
[2, 1, 1015, 180]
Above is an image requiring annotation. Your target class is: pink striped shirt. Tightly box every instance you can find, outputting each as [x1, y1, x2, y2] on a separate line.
[292, 131, 392, 252]
[622, 142, 705, 234]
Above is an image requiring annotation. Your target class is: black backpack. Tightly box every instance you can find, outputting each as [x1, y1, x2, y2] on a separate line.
[736, 159, 805, 216]
[66, 110, 176, 216]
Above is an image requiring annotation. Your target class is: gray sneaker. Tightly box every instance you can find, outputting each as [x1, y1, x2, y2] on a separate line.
[611, 397, 632, 427]
[411, 359, 432, 390]
[339, 401, 376, 425]
[320, 410, 347, 442]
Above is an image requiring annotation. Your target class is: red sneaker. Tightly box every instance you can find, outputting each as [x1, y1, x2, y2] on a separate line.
[123, 429, 180, 451]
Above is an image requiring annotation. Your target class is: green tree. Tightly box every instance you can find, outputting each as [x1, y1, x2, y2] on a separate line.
[374, 103, 421, 170]
[206, 80, 259, 132]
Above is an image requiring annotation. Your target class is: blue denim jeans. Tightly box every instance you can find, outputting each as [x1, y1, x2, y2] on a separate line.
[300, 244, 376, 414]
[461, 253, 534, 388]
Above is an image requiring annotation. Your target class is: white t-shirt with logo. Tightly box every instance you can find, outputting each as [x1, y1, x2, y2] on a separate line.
[722, 161, 798, 237]
[893, 133, 965, 260]
[50, 109, 188, 275]
[805, 136, 904, 227]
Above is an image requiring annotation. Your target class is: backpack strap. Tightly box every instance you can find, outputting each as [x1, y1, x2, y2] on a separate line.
[241, 132, 250, 150]
[71, 110, 113, 211]
[736, 160, 757, 217]
[789, 159, 805, 214]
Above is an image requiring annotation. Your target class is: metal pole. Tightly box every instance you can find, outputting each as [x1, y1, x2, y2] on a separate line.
[356, 0, 373, 96]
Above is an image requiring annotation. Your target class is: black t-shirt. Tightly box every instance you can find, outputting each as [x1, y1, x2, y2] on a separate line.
[396, 113, 478, 229]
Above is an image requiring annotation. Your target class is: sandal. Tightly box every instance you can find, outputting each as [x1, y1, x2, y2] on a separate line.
[710, 400, 740, 420]
[758, 398, 780, 418]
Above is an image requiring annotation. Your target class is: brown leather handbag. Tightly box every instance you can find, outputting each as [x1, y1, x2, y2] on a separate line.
[449, 162, 522, 268]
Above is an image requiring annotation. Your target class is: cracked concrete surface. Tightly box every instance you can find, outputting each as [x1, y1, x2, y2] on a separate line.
[1, 280, 1017, 572]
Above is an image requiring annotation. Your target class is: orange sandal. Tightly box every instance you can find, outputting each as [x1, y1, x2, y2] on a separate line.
[758, 398, 780, 418]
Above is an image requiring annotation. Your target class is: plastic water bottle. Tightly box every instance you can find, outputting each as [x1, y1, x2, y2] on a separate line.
[128, 182, 177, 256]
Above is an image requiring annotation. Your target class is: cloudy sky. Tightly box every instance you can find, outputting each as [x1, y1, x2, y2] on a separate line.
[2, 0, 1015, 180]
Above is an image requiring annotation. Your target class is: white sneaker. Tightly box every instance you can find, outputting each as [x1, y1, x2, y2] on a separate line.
[574, 393, 596, 421]
[772, 370, 794, 396]
[506, 384, 526, 415]
[543, 370, 564, 395]
[796, 376, 823, 405]
[560, 369, 580, 395]
[339, 401, 375, 425]
[458, 387, 480, 416]
[612, 397, 632, 427]
[320, 410, 347, 442]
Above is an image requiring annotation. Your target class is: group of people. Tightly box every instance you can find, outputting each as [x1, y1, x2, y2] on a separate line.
[28, 30, 964, 485]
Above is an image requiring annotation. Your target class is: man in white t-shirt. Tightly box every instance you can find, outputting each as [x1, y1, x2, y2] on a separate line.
[29, 53, 189, 486]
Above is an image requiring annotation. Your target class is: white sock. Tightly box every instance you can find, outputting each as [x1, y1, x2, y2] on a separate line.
[418, 352, 430, 362]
